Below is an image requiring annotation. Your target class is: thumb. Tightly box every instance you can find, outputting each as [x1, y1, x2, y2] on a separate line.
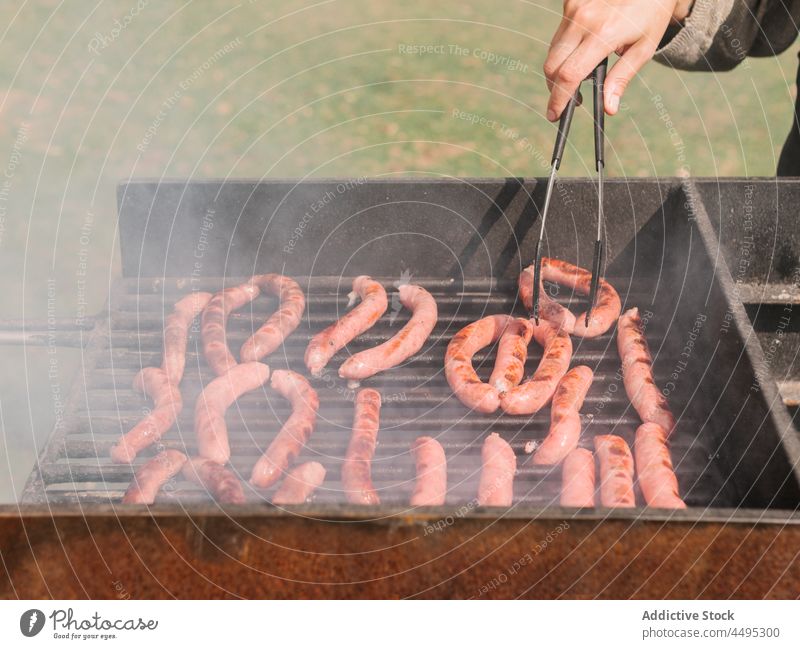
[604, 41, 654, 114]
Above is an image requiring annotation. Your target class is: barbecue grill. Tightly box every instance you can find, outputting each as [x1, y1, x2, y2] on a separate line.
[2, 177, 799, 598]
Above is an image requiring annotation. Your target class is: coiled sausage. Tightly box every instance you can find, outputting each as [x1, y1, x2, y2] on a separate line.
[240, 274, 305, 362]
[305, 276, 388, 376]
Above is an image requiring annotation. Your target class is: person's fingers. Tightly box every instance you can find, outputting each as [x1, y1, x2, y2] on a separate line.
[546, 37, 610, 121]
[543, 21, 582, 93]
[604, 40, 654, 114]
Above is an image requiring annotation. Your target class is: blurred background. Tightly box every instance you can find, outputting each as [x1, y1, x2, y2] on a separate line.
[0, 0, 797, 502]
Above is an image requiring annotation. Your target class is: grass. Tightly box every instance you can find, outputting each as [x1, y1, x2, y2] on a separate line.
[0, 0, 797, 500]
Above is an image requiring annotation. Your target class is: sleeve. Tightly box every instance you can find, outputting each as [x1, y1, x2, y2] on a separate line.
[653, 0, 800, 71]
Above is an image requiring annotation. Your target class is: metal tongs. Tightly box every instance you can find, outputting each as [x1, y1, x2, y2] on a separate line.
[531, 58, 607, 326]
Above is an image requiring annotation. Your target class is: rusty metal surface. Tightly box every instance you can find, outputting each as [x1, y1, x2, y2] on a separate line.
[2, 508, 799, 598]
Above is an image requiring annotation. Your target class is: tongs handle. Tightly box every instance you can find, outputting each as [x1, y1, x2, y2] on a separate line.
[550, 90, 579, 170]
[592, 58, 607, 170]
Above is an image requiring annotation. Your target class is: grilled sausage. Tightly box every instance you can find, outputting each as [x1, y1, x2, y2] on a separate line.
[240, 274, 305, 362]
[594, 434, 635, 508]
[182, 456, 245, 504]
[617, 307, 676, 434]
[560, 448, 596, 507]
[518, 264, 577, 333]
[201, 282, 260, 376]
[122, 449, 187, 504]
[342, 388, 382, 505]
[272, 461, 327, 505]
[305, 276, 388, 376]
[499, 323, 572, 415]
[111, 367, 183, 464]
[634, 422, 686, 509]
[410, 436, 447, 506]
[162, 291, 213, 385]
[250, 369, 319, 488]
[478, 432, 516, 506]
[489, 317, 534, 394]
[539, 257, 621, 337]
[339, 284, 437, 385]
[445, 314, 515, 413]
[533, 365, 594, 465]
[195, 361, 270, 464]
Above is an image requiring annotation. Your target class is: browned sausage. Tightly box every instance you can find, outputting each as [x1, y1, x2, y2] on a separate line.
[499, 323, 572, 415]
[540, 257, 621, 337]
[240, 274, 305, 362]
[201, 282, 260, 376]
[594, 435, 635, 508]
[272, 461, 327, 505]
[250, 369, 319, 488]
[489, 317, 534, 394]
[518, 264, 577, 332]
[195, 361, 270, 464]
[532, 365, 594, 465]
[617, 307, 675, 434]
[162, 291, 213, 385]
[342, 388, 382, 505]
[182, 456, 245, 504]
[410, 436, 447, 506]
[122, 449, 187, 504]
[339, 284, 437, 386]
[445, 314, 515, 413]
[478, 432, 516, 506]
[560, 448, 596, 507]
[111, 367, 182, 464]
[305, 276, 388, 376]
[634, 422, 686, 509]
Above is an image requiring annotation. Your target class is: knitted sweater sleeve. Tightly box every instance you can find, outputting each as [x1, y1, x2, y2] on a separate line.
[654, 0, 800, 71]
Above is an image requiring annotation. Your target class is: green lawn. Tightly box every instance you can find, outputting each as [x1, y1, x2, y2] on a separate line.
[0, 0, 797, 500]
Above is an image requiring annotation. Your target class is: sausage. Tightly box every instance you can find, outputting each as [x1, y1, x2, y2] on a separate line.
[499, 323, 572, 415]
[122, 449, 187, 504]
[594, 434, 635, 508]
[518, 264, 577, 333]
[617, 307, 676, 434]
[201, 282, 260, 376]
[410, 436, 447, 506]
[339, 284, 437, 385]
[532, 365, 594, 465]
[478, 432, 516, 506]
[195, 361, 270, 464]
[305, 276, 388, 376]
[342, 388, 382, 505]
[250, 369, 319, 488]
[560, 448, 596, 507]
[111, 367, 183, 463]
[489, 317, 534, 394]
[162, 291, 213, 385]
[634, 423, 686, 509]
[539, 257, 621, 337]
[240, 274, 305, 362]
[272, 461, 327, 505]
[182, 456, 245, 504]
[445, 314, 515, 413]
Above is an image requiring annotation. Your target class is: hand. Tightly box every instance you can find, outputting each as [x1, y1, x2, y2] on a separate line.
[544, 0, 693, 120]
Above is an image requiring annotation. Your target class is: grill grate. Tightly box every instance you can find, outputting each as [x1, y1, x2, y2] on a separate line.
[23, 276, 727, 507]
